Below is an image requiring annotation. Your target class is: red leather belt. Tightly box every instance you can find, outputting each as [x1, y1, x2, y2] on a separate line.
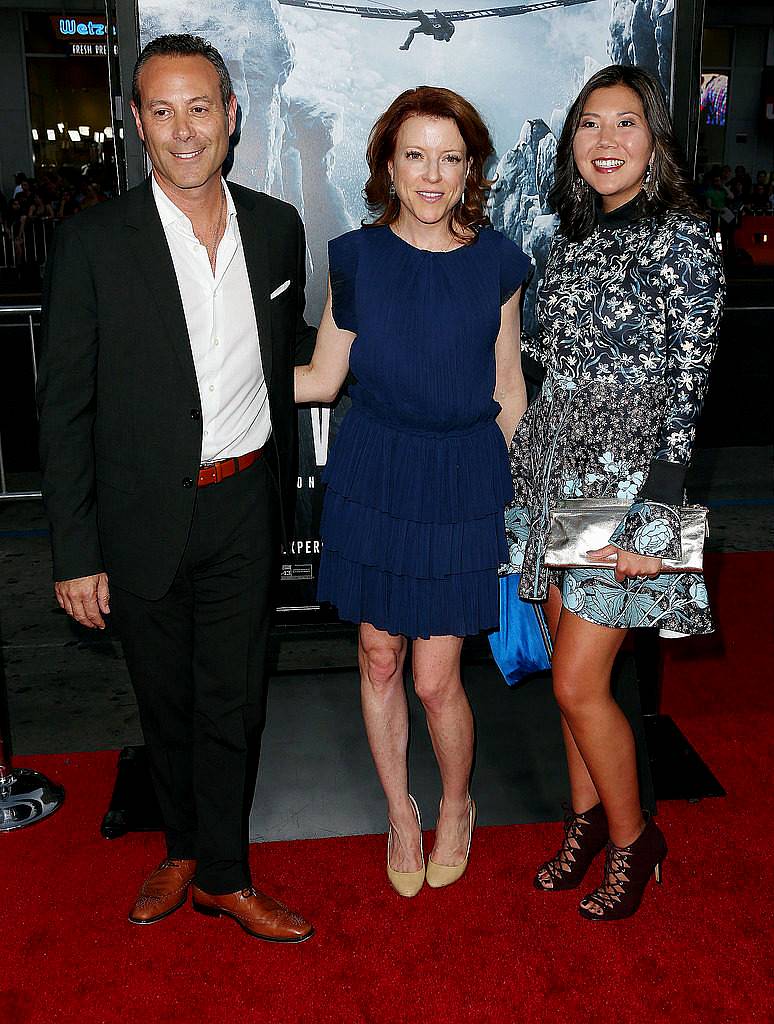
[197, 447, 263, 488]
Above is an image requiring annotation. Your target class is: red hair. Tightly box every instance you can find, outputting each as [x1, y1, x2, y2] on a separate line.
[363, 86, 495, 242]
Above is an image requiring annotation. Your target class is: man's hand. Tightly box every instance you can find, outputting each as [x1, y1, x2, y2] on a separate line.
[55, 573, 111, 629]
[586, 545, 663, 583]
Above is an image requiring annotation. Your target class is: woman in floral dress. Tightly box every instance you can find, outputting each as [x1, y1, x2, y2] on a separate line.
[503, 66, 725, 920]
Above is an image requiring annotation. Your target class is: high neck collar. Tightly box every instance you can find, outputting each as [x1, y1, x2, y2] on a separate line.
[595, 192, 646, 227]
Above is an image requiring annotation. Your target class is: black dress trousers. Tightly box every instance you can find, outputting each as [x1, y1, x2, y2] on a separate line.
[110, 457, 278, 894]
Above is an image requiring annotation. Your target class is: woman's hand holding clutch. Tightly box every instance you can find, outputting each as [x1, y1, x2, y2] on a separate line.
[586, 544, 663, 583]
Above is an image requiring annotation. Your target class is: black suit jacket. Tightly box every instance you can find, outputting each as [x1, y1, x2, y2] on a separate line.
[38, 178, 315, 600]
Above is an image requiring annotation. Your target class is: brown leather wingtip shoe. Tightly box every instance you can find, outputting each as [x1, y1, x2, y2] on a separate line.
[129, 858, 196, 925]
[191, 885, 314, 943]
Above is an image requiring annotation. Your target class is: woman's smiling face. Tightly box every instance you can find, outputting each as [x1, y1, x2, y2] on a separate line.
[388, 115, 469, 230]
[572, 83, 654, 212]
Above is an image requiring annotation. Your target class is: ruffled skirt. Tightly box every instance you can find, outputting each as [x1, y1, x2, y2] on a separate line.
[318, 408, 511, 639]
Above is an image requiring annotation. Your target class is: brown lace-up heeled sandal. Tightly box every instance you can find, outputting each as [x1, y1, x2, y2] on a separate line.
[578, 814, 668, 921]
[533, 802, 609, 892]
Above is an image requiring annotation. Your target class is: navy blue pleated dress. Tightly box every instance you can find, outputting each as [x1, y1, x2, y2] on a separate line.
[317, 224, 530, 639]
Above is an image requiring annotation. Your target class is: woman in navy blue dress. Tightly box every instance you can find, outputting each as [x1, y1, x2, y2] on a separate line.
[296, 87, 530, 897]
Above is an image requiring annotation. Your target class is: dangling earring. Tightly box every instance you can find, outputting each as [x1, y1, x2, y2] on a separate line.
[389, 179, 396, 197]
[572, 172, 589, 202]
[460, 184, 466, 206]
[642, 163, 657, 201]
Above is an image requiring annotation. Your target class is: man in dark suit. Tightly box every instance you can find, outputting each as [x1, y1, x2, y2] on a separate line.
[37, 34, 314, 942]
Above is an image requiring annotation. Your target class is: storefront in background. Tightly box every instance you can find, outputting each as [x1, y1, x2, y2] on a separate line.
[23, 11, 117, 191]
[0, 7, 120, 480]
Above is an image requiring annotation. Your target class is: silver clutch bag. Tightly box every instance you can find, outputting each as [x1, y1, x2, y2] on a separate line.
[544, 499, 708, 573]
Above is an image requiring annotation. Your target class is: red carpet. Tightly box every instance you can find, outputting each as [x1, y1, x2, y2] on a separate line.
[3, 553, 772, 1024]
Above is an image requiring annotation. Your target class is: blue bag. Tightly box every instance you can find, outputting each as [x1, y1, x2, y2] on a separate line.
[488, 574, 552, 686]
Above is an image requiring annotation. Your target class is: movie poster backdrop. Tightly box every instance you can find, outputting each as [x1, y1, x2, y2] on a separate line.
[135, 0, 675, 611]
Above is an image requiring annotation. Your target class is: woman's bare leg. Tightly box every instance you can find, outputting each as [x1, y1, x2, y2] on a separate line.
[358, 622, 422, 872]
[412, 635, 473, 865]
[544, 585, 601, 816]
[551, 610, 644, 848]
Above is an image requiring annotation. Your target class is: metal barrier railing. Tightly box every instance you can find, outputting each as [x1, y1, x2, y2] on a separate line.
[0, 305, 43, 501]
[0, 300, 65, 828]
[0, 728, 64, 831]
[0, 219, 55, 271]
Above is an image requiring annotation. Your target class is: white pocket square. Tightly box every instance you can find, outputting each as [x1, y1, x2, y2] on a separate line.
[270, 279, 291, 300]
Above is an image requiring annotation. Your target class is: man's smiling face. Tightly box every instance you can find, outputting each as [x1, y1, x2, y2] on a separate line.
[131, 54, 236, 195]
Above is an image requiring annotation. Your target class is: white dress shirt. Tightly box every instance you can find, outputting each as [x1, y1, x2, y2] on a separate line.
[152, 175, 271, 464]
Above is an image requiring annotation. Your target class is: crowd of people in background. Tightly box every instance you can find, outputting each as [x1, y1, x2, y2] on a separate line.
[0, 167, 115, 276]
[697, 163, 774, 235]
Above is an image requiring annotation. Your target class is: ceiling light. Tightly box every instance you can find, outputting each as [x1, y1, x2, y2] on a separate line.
[79, 126, 90, 136]
[68, 130, 81, 142]
[47, 129, 56, 141]
[31, 128, 39, 140]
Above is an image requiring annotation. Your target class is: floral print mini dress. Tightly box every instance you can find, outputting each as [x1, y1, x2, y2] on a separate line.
[502, 196, 725, 635]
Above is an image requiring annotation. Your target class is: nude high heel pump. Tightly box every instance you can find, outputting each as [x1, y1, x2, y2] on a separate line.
[425, 797, 476, 889]
[387, 794, 425, 898]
